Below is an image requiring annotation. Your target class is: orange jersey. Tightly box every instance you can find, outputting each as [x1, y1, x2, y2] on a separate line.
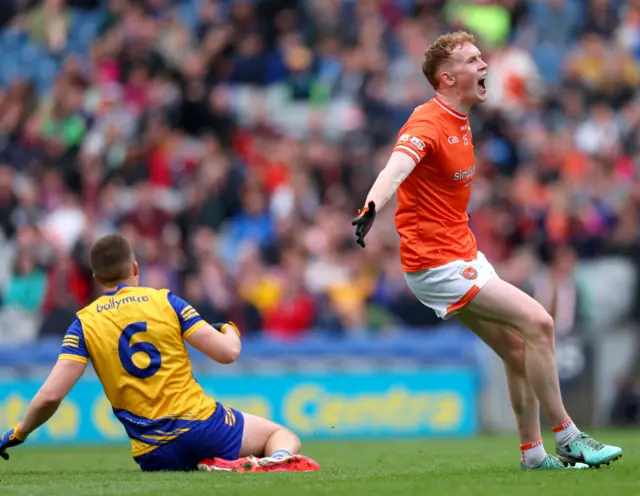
[393, 96, 478, 272]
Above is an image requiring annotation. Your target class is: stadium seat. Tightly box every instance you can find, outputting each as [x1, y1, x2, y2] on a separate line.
[533, 43, 564, 87]
[0, 326, 480, 370]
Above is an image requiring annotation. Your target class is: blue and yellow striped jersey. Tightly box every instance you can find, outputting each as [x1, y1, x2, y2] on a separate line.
[59, 284, 217, 457]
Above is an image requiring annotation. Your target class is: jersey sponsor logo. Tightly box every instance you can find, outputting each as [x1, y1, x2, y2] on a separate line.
[460, 125, 469, 131]
[453, 165, 476, 181]
[97, 295, 150, 313]
[459, 266, 478, 280]
[398, 134, 426, 151]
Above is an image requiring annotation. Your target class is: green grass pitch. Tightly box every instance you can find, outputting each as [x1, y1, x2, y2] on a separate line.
[1, 430, 638, 495]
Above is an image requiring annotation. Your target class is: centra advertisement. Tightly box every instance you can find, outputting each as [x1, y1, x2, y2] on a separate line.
[0, 370, 478, 443]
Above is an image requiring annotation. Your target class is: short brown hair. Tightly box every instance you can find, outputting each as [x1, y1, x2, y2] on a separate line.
[90, 234, 134, 285]
[422, 31, 477, 90]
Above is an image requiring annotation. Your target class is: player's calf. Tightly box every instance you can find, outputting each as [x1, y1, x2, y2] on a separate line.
[463, 278, 569, 425]
[197, 411, 319, 472]
[237, 412, 301, 458]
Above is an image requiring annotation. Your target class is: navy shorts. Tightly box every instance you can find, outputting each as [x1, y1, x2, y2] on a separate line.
[134, 403, 245, 471]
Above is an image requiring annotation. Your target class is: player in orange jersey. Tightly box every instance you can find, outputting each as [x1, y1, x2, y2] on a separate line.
[352, 31, 621, 470]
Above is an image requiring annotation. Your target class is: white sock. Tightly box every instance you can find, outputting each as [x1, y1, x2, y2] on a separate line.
[520, 439, 547, 467]
[553, 418, 581, 447]
[270, 449, 291, 460]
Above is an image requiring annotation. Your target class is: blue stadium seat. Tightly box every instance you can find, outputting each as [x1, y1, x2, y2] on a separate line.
[0, 327, 481, 369]
[67, 37, 88, 56]
[178, 2, 198, 29]
[0, 29, 28, 52]
[18, 42, 44, 64]
[0, 60, 18, 85]
[35, 55, 59, 92]
[533, 43, 565, 87]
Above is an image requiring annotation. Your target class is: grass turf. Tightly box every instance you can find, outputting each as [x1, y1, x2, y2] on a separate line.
[0, 430, 638, 495]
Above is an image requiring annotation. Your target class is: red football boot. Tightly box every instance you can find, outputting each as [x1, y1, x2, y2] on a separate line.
[197, 455, 320, 473]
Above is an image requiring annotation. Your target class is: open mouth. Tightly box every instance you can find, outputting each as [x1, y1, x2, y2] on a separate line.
[478, 75, 487, 90]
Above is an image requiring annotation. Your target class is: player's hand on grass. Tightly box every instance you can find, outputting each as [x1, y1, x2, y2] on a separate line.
[0, 425, 25, 460]
[213, 322, 241, 337]
[351, 201, 376, 248]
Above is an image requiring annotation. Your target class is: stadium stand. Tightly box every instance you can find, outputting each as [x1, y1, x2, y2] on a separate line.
[0, 0, 637, 359]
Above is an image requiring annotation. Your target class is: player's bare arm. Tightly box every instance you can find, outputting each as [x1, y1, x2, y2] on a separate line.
[18, 359, 87, 437]
[186, 322, 242, 364]
[364, 152, 418, 212]
[352, 151, 417, 248]
[0, 359, 86, 458]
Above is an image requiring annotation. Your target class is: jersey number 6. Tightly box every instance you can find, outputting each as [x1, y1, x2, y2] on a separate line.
[118, 322, 162, 379]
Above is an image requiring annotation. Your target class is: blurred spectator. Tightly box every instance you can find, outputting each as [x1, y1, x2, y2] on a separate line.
[263, 246, 315, 339]
[0, 249, 46, 342]
[0, 166, 18, 240]
[530, 0, 581, 49]
[444, 0, 512, 49]
[219, 176, 275, 266]
[27, 0, 70, 54]
[3, 249, 47, 312]
[581, 0, 619, 38]
[575, 102, 621, 156]
[37, 75, 88, 166]
[533, 245, 584, 338]
[484, 40, 544, 117]
[616, 0, 640, 60]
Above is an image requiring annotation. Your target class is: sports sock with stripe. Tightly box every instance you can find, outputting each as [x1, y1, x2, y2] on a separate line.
[520, 439, 546, 467]
[553, 418, 581, 447]
[270, 449, 292, 460]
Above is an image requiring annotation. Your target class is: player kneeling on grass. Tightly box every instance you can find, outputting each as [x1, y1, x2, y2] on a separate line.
[0, 234, 319, 473]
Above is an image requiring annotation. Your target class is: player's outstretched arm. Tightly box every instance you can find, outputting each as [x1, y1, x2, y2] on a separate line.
[352, 152, 417, 247]
[364, 152, 418, 211]
[186, 322, 241, 364]
[1, 359, 86, 460]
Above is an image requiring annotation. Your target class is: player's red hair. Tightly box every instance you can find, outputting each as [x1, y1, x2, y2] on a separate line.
[422, 31, 477, 90]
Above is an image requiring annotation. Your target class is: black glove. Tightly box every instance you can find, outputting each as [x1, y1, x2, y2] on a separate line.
[213, 322, 241, 337]
[351, 201, 376, 248]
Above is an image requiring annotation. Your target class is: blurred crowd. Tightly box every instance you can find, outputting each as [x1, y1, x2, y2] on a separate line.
[0, 0, 639, 343]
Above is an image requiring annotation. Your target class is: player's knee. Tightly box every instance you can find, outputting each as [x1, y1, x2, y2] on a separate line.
[282, 427, 302, 455]
[287, 428, 302, 454]
[522, 310, 555, 348]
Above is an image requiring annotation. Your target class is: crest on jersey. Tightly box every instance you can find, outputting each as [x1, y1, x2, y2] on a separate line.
[410, 136, 425, 151]
[398, 134, 425, 151]
[459, 266, 478, 280]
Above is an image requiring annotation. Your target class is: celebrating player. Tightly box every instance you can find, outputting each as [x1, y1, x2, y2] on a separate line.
[352, 31, 622, 470]
[0, 234, 319, 473]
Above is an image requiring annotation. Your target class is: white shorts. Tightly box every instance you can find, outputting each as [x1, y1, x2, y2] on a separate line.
[404, 251, 498, 320]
